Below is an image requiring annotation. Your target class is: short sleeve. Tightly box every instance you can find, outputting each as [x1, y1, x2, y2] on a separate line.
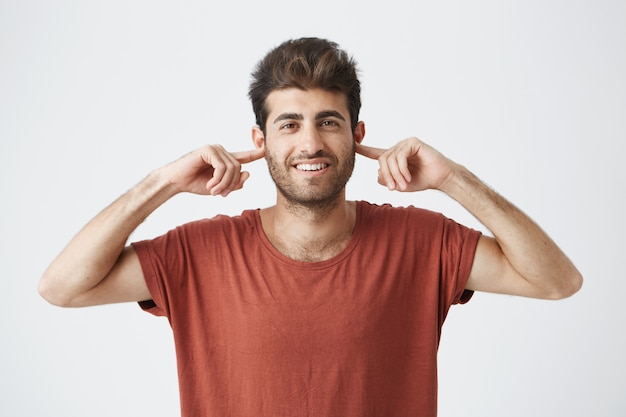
[132, 239, 169, 317]
[440, 216, 481, 308]
[131, 224, 194, 318]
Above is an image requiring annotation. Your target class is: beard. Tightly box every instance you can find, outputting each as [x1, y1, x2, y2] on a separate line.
[265, 144, 355, 212]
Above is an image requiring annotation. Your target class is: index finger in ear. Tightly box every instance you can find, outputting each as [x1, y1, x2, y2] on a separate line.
[233, 147, 265, 164]
[355, 143, 386, 160]
[355, 143, 387, 159]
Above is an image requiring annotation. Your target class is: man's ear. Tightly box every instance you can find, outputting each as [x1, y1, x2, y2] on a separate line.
[251, 126, 265, 149]
[354, 121, 366, 144]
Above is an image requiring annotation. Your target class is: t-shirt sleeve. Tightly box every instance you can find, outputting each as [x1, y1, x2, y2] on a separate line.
[130, 213, 248, 320]
[441, 216, 482, 306]
[132, 239, 168, 317]
[131, 224, 194, 318]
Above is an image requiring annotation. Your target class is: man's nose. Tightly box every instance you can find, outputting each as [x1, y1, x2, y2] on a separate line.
[298, 123, 324, 154]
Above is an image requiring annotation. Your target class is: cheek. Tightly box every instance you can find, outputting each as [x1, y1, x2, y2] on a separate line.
[264, 140, 292, 161]
[336, 139, 356, 156]
[264, 147, 283, 171]
[263, 144, 278, 161]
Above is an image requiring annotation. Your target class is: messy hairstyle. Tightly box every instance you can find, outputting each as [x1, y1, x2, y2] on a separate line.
[248, 37, 361, 134]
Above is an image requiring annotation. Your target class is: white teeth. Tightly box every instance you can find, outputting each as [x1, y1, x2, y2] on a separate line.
[296, 163, 328, 171]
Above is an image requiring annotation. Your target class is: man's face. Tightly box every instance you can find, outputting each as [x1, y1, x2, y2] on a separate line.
[256, 88, 364, 209]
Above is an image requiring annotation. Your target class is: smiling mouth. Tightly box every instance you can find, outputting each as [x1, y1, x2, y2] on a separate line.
[295, 163, 329, 172]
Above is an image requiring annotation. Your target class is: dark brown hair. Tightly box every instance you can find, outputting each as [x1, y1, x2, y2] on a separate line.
[248, 37, 361, 134]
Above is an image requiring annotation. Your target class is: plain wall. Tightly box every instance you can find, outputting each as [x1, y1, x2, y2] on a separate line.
[1, 0, 624, 415]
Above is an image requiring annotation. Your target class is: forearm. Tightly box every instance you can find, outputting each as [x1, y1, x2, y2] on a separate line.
[440, 164, 582, 298]
[39, 170, 177, 306]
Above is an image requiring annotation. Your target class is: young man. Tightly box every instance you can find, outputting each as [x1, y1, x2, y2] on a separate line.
[39, 37, 582, 416]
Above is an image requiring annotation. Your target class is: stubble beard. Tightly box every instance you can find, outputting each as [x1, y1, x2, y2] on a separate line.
[266, 146, 356, 217]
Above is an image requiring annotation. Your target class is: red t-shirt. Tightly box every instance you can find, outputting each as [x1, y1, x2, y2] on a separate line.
[132, 201, 481, 417]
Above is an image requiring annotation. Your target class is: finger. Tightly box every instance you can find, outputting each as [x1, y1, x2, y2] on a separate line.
[233, 147, 265, 164]
[355, 143, 386, 160]
[221, 171, 250, 197]
[376, 154, 396, 190]
[213, 147, 264, 196]
[355, 143, 398, 189]
[217, 152, 243, 195]
[376, 169, 387, 187]
[385, 153, 409, 190]
[395, 151, 412, 190]
[207, 154, 240, 195]
[235, 171, 251, 190]
[204, 155, 228, 193]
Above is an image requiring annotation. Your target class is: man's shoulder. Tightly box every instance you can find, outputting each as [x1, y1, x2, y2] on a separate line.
[357, 200, 444, 220]
[160, 209, 260, 240]
[355, 201, 450, 238]
[185, 208, 259, 226]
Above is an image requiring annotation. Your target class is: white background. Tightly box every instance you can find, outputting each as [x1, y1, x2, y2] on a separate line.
[1, 0, 624, 415]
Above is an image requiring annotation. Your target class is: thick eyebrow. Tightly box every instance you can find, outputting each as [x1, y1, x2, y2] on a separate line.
[273, 113, 303, 124]
[316, 110, 346, 121]
[272, 110, 347, 125]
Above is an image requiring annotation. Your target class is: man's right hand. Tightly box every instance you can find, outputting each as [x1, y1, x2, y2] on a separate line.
[162, 145, 266, 197]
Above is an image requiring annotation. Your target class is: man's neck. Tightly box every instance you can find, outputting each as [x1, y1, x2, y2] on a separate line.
[260, 198, 357, 263]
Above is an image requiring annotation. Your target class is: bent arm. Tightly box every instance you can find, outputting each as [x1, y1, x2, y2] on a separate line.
[38, 172, 177, 307]
[38, 144, 265, 307]
[356, 138, 582, 300]
[441, 165, 583, 299]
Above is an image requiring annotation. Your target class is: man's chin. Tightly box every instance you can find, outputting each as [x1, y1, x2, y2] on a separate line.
[278, 189, 344, 210]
